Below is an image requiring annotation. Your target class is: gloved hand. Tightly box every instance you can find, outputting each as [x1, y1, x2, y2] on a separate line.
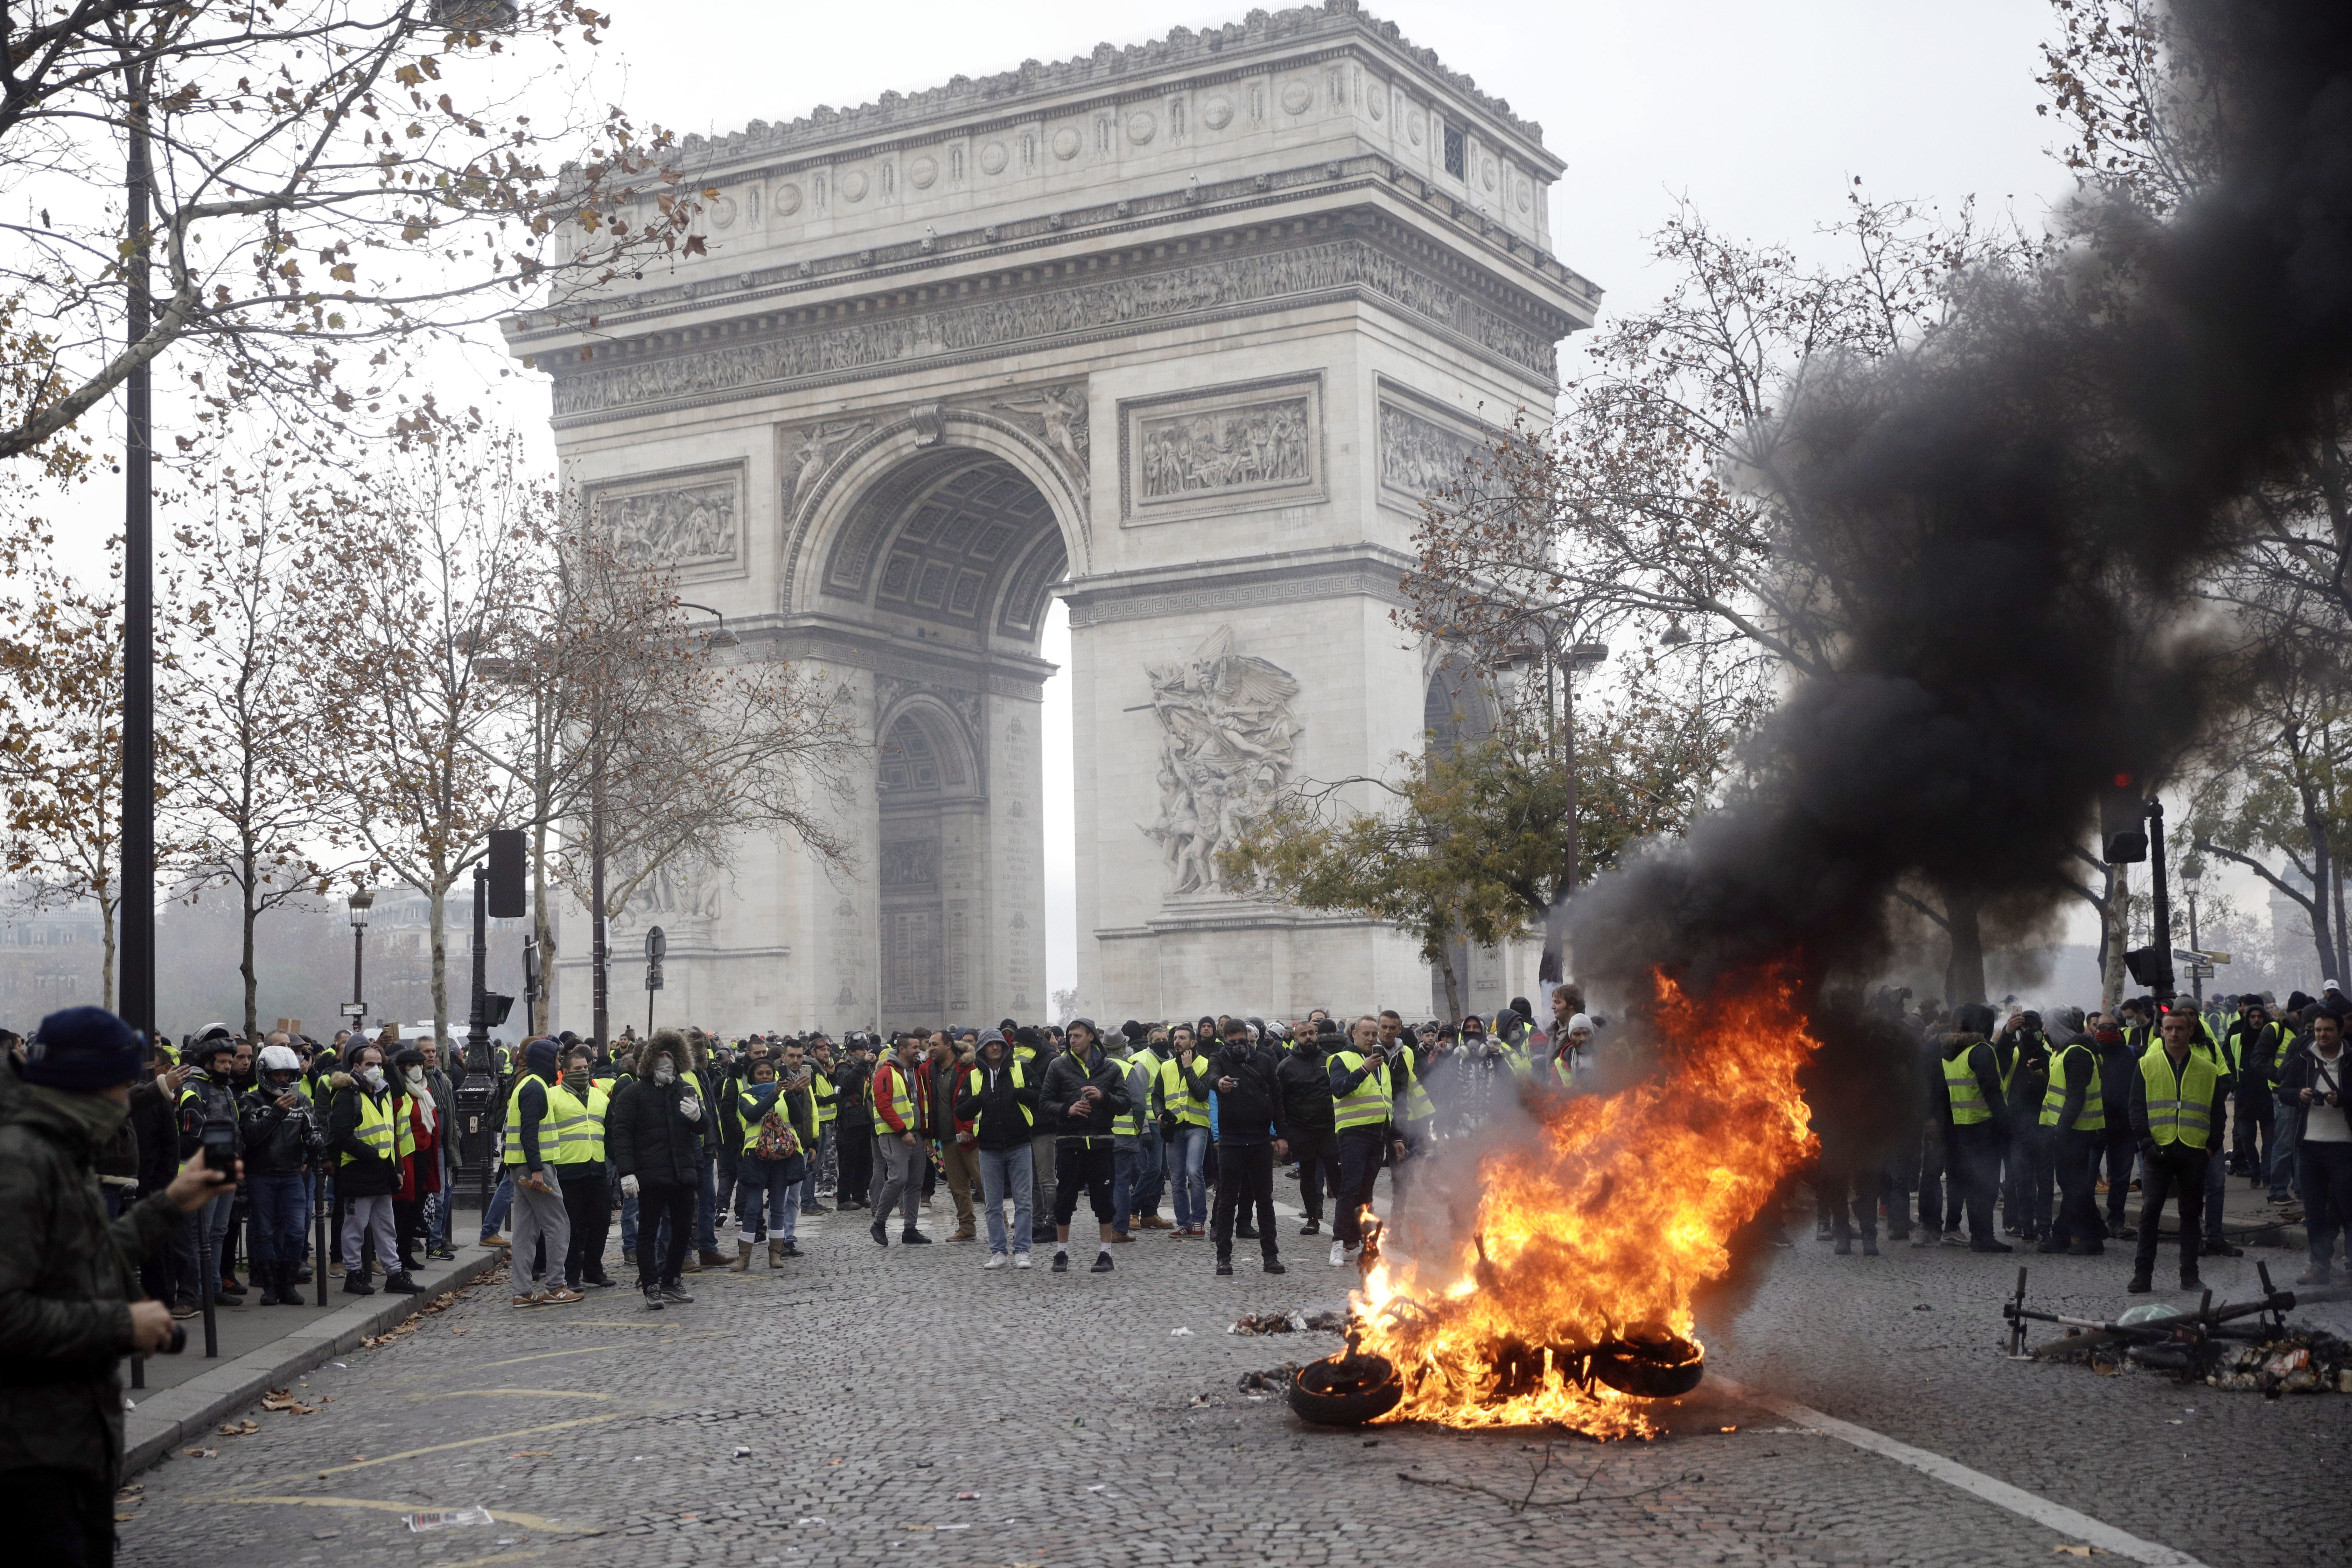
[621, 1174, 639, 1198]
[679, 1094, 701, 1123]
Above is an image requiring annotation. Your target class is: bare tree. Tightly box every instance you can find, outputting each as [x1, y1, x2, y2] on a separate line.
[167, 457, 367, 1037]
[0, 1, 707, 463]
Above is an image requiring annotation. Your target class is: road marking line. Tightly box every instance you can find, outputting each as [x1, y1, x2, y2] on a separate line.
[212, 1495, 593, 1535]
[1708, 1376, 2211, 1568]
[294, 1414, 626, 1477]
[475, 1329, 735, 1370]
[401, 1389, 616, 1402]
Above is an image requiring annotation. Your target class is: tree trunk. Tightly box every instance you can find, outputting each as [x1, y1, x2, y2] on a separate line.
[2101, 861, 2129, 1009]
[2307, 809, 2337, 986]
[1941, 886, 1987, 1006]
[2332, 853, 2349, 984]
[102, 898, 119, 1015]
[427, 883, 449, 1049]
[239, 847, 260, 1043]
[532, 815, 556, 1034]
[1436, 944, 1463, 1021]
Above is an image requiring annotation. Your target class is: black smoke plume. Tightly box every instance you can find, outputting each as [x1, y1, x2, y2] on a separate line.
[1571, 0, 2352, 1038]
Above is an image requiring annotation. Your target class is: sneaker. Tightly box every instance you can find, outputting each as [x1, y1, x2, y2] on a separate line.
[2203, 1241, 2244, 1258]
[1833, 1239, 1852, 1255]
[622, 1250, 638, 1266]
[660, 1283, 695, 1304]
[1910, 1230, 1938, 1248]
[1298, 1219, 1321, 1236]
[1091, 1252, 1114, 1273]
[584, 1273, 620, 1288]
[1345, 1242, 1363, 1263]
[1014, 1252, 1033, 1269]
[778, 1241, 802, 1258]
[170, 1299, 200, 1320]
[2112, 1224, 2137, 1240]
[383, 1271, 425, 1295]
[803, 1202, 832, 1214]
[541, 1287, 585, 1306]
[1329, 1240, 1347, 1267]
[1051, 1253, 1070, 1273]
[479, 1235, 511, 1250]
[984, 1254, 1008, 1270]
[643, 1286, 664, 1311]
[901, 1229, 933, 1245]
[512, 1292, 547, 1309]
[1264, 1258, 1288, 1274]
[2296, 1267, 2333, 1286]
[1215, 1261, 1235, 1276]
[1940, 1233, 1970, 1248]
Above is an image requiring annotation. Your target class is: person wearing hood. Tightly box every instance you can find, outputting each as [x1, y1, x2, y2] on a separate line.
[1208, 1017, 1289, 1276]
[239, 1044, 325, 1304]
[501, 1037, 583, 1308]
[1277, 1020, 1343, 1237]
[1549, 1013, 1596, 1089]
[327, 1039, 408, 1294]
[609, 1028, 705, 1309]
[1931, 1003, 2012, 1253]
[954, 1029, 1042, 1267]
[176, 1027, 246, 1306]
[1040, 1019, 1132, 1273]
[0, 1007, 244, 1563]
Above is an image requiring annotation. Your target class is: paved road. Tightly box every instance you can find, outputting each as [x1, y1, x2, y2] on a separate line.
[115, 1182, 2350, 1568]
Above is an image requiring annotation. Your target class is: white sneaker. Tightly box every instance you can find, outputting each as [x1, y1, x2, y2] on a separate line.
[1329, 1240, 1346, 1267]
[984, 1254, 1007, 1270]
[1013, 1252, 1033, 1269]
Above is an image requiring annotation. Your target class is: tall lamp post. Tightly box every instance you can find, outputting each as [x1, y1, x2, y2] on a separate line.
[1504, 627, 1606, 984]
[346, 889, 374, 1034]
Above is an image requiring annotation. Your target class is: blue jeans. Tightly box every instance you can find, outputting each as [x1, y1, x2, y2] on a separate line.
[978, 1143, 1034, 1255]
[1170, 1124, 1210, 1229]
[733, 1161, 803, 1243]
[696, 1151, 719, 1253]
[479, 1170, 514, 1240]
[248, 1172, 309, 1267]
[621, 1179, 639, 1253]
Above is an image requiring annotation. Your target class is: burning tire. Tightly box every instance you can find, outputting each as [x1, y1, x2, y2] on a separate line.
[1289, 1353, 1404, 1426]
[1589, 1334, 1705, 1399]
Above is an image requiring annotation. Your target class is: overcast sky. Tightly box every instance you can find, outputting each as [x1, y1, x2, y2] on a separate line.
[55, 2, 2151, 1003]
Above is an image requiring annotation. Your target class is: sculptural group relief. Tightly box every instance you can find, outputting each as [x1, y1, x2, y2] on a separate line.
[1138, 396, 1311, 501]
[1141, 626, 1302, 897]
[593, 471, 741, 570]
[1379, 401, 1487, 500]
[552, 236, 1556, 421]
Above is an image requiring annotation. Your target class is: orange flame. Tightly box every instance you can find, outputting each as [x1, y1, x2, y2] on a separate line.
[1352, 966, 1821, 1436]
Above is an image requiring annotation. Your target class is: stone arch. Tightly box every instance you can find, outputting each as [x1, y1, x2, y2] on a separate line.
[778, 407, 1090, 636]
[873, 692, 987, 1028]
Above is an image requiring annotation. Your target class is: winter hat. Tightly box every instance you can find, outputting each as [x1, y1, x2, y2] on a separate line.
[23, 1007, 145, 1091]
[524, 1036, 562, 1078]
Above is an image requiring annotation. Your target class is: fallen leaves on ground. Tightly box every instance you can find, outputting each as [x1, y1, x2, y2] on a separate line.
[182, 1448, 217, 1459]
[261, 1388, 317, 1415]
[216, 1419, 259, 1437]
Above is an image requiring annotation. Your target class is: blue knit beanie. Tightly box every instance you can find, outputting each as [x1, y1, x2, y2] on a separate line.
[23, 1007, 145, 1091]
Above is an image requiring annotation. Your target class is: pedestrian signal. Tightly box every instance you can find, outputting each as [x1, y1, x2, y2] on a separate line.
[2101, 775, 2148, 863]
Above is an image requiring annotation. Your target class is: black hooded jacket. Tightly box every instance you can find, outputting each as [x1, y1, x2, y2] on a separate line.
[608, 1037, 707, 1187]
[1039, 1045, 1132, 1143]
[1275, 1039, 1338, 1155]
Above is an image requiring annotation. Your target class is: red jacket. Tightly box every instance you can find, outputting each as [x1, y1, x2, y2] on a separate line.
[872, 1057, 919, 1135]
[397, 1096, 441, 1202]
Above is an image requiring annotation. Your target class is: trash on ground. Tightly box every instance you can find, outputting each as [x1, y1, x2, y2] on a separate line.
[261, 1388, 317, 1415]
[1169, 1327, 1192, 1337]
[732, 1446, 752, 1458]
[1237, 1364, 1301, 1393]
[1229, 1311, 1300, 1336]
[404, 1506, 495, 1533]
[181, 1448, 216, 1459]
[1303, 1310, 1346, 1332]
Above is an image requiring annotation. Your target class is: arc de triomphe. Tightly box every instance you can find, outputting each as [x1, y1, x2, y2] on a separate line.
[505, 2, 1596, 1032]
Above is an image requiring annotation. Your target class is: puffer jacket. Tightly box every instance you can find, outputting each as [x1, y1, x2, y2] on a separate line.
[608, 1071, 707, 1187]
[0, 1084, 186, 1485]
[1039, 1045, 1132, 1143]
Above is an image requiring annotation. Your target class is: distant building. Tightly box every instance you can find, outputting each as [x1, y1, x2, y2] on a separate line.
[0, 897, 106, 1012]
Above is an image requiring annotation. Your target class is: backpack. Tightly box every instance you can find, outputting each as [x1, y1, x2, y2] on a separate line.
[755, 1103, 802, 1162]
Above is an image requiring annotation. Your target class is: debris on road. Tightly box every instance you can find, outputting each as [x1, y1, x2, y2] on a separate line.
[1169, 1326, 1192, 1337]
[1237, 1364, 1302, 1393]
[261, 1388, 317, 1415]
[1229, 1310, 1302, 1335]
[2011, 1264, 2352, 1391]
[215, 1419, 258, 1437]
[181, 1448, 216, 1459]
[404, 1506, 495, 1533]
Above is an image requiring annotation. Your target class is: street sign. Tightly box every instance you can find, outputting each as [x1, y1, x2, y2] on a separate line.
[2209, 951, 2231, 965]
[340, 1001, 366, 1017]
[646, 960, 665, 992]
[2174, 947, 2208, 963]
[645, 925, 666, 961]
[2189, 962, 2216, 979]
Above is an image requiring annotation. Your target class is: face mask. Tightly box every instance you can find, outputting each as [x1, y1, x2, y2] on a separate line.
[359, 1065, 385, 1090]
[564, 1068, 589, 1091]
[653, 1062, 676, 1086]
[405, 1067, 427, 1091]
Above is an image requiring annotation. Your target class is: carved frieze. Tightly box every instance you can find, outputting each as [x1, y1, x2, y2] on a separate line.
[590, 464, 743, 574]
[1120, 374, 1323, 524]
[878, 838, 938, 888]
[781, 419, 873, 512]
[551, 238, 1556, 420]
[1379, 399, 1489, 502]
[987, 385, 1088, 479]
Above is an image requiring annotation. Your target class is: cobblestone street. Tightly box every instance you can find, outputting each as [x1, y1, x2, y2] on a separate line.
[115, 1183, 2352, 1568]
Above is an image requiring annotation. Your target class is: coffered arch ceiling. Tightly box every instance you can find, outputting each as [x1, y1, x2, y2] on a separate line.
[819, 448, 1066, 645]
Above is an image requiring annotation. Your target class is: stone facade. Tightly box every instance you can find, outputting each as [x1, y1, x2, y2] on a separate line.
[506, 2, 1593, 1031]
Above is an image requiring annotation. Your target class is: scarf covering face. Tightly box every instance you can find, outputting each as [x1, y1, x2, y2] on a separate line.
[20, 1082, 131, 1152]
[406, 1068, 437, 1134]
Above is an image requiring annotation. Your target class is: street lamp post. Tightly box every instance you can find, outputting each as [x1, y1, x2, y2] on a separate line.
[2182, 857, 2205, 1008]
[346, 890, 373, 1032]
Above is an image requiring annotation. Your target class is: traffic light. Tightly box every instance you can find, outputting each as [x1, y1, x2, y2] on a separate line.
[2101, 773, 2149, 863]
[2124, 945, 2168, 987]
[486, 829, 527, 919]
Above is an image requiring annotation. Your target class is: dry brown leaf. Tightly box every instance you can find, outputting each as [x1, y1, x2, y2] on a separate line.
[216, 1419, 259, 1436]
[182, 1448, 217, 1458]
[510, 1450, 553, 1458]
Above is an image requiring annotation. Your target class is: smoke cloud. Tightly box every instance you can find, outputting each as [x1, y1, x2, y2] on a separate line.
[1570, 1, 2352, 1038]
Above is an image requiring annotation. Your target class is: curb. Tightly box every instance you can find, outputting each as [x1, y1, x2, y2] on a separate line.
[122, 1249, 504, 1478]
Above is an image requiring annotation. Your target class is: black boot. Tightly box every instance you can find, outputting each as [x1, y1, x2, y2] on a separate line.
[342, 1268, 376, 1297]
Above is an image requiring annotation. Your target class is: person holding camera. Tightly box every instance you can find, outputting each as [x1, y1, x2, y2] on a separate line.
[238, 1044, 326, 1304]
[1328, 1016, 1408, 1268]
[1276, 1019, 1343, 1236]
[1, 1006, 242, 1567]
[1208, 1019, 1289, 1276]
[174, 1027, 245, 1306]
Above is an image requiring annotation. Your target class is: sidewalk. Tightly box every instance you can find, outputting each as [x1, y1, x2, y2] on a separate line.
[122, 1245, 505, 1477]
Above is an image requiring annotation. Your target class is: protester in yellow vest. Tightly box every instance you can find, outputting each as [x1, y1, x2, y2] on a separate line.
[326, 1041, 412, 1298]
[2038, 1034, 2107, 1257]
[550, 1046, 617, 1292]
[1157, 1024, 1212, 1236]
[954, 1029, 1042, 1265]
[500, 1037, 584, 1308]
[802, 1036, 840, 1215]
[2126, 1008, 2228, 1294]
[1326, 1017, 1406, 1269]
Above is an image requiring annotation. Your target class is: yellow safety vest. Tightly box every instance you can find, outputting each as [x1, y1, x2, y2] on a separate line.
[342, 1085, 414, 1167]
[811, 1068, 838, 1126]
[2040, 1043, 2105, 1132]
[1944, 1049, 1990, 1126]
[503, 1076, 573, 1167]
[739, 1080, 814, 1156]
[1117, 1048, 1163, 1137]
[1332, 1050, 1392, 1132]
[870, 1059, 918, 1138]
[542, 1083, 600, 1166]
[1158, 1052, 1210, 1128]
[2138, 1044, 2219, 1150]
[1394, 1045, 1436, 1122]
